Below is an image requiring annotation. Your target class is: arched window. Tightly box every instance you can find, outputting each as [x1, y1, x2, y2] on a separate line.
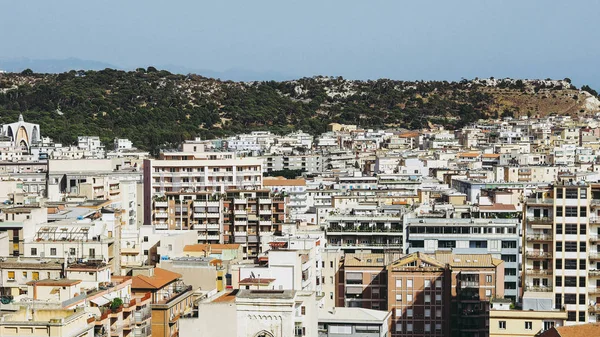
[254, 330, 274, 337]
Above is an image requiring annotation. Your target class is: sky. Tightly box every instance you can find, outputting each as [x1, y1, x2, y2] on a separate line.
[1, 0, 599, 88]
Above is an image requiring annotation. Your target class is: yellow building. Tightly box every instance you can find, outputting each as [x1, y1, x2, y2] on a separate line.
[490, 302, 566, 337]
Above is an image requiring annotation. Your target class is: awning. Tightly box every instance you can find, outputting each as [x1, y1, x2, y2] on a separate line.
[90, 297, 110, 306]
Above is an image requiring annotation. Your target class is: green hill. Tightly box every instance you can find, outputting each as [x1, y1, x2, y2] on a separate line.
[0, 68, 598, 153]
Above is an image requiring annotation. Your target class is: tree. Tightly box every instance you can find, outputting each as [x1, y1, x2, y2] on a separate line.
[582, 85, 599, 97]
[21, 69, 34, 76]
[110, 298, 123, 310]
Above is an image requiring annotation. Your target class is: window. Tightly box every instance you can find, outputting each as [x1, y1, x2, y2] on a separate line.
[435, 280, 442, 288]
[32, 272, 39, 281]
[486, 275, 492, 283]
[566, 189, 578, 199]
[424, 280, 431, 288]
[580, 242, 587, 252]
[330, 261, 333, 268]
[567, 311, 576, 322]
[395, 323, 402, 333]
[485, 289, 492, 297]
[407, 279, 413, 288]
[525, 321, 532, 330]
[30, 248, 37, 256]
[556, 206, 563, 216]
[581, 188, 588, 199]
[425, 323, 431, 332]
[556, 189, 564, 198]
[435, 294, 442, 302]
[395, 279, 402, 288]
[425, 309, 431, 317]
[580, 224, 587, 234]
[579, 293, 586, 304]
[556, 276, 562, 287]
[69, 248, 76, 256]
[143, 236, 149, 242]
[565, 224, 577, 235]
[502, 241, 517, 248]
[425, 294, 431, 303]
[565, 207, 578, 217]
[580, 207, 587, 217]
[565, 259, 577, 270]
[22, 272, 27, 278]
[556, 259, 563, 269]
[50, 248, 57, 256]
[406, 309, 413, 317]
[407, 294, 413, 302]
[143, 250, 149, 255]
[544, 321, 555, 331]
[499, 321, 506, 330]
[330, 292, 333, 300]
[579, 311, 586, 322]
[89, 248, 95, 258]
[565, 241, 577, 252]
[406, 323, 413, 332]
[435, 323, 442, 331]
[501, 255, 516, 262]
[556, 223, 563, 234]
[396, 294, 402, 302]
[505, 268, 517, 276]
[556, 241, 563, 251]
[564, 293, 576, 304]
[7, 271, 15, 280]
[301, 306, 305, 315]
[580, 259, 587, 269]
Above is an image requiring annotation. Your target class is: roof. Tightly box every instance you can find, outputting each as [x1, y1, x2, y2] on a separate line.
[398, 132, 420, 138]
[388, 252, 446, 270]
[482, 153, 501, 158]
[131, 268, 181, 290]
[27, 279, 82, 287]
[479, 204, 517, 211]
[236, 289, 295, 300]
[457, 152, 480, 158]
[546, 323, 600, 337]
[239, 278, 276, 286]
[432, 252, 503, 268]
[212, 290, 238, 303]
[344, 253, 401, 267]
[318, 307, 391, 324]
[183, 243, 240, 253]
[263, 178, 306, 187]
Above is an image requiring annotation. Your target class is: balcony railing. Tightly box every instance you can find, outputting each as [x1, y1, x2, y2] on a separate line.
[589, 253, 600, 260]
[525, 285, 553, 292]
[525, 269, 553, 275]
[525, 251, 553, 259]
[527, 217, 553, 224]
[460, 281, 480, 288]
[526, 234, 552, 241]
[590, 235, 600, 243]
[327, 227, 403, 233]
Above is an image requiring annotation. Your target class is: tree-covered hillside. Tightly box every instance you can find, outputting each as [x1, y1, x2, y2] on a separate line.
[0, 68, 598, 153]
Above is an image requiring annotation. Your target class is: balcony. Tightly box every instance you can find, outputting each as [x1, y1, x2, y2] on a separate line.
[234, 198, 247, 204]
[234, 231, 247, 236]
[259, 209, 272, 215]
[460, 281, 480, 288]
[525, 285, 553, 292]
[590, 253, 600, 260]
[525, 269, 553, 275]
[154, 212, 168, 218]
[590, 287, 600, 295]
[259, 220, 272, 227]
[154, 201, 168, 208]
[234, 220, 247, 226]
[589, 270, 600, 276]
[134, 308, 152, 323]
[110, 324, 123, 336]
[525, 251, 552, 259]
[527, 217, 553, 225]
[259, 198, 272, 204]
[154, 223, 168, 230]
[199, 235, 220, 241]
[193, 223, 220, 230]
[590, 235, 600, 243]
[589, 305, 600, 313]
[234, 209, 247, 216]
[154, 285, 193, 305]
[526, 234, 552, 242]
[526, 198, 554, 206]
[193, 212, 220, 219]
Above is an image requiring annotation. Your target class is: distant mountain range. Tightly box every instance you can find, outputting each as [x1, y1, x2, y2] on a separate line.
[0, 57, 295, 82]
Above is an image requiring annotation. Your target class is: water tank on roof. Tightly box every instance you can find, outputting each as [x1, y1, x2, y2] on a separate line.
[77, 216, 84, 220]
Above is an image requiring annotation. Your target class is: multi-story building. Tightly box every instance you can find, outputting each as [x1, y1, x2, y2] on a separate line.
[523, 179, 598, 325]
[489, 299, 566, 337]
[325, 215, 404, 252]
[387, 252, 451, 337]
[223, 189, 285, 259]
[0, 307, 94, 337]
[142, 157, 263, 226]
[406, 217, 521, 302]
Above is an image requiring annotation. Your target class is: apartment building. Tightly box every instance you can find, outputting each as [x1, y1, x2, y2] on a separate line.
[262, 154, 324, 174]
[523, 180, 599, 325]
[0, 205, 47, 256]
[142, 157, 263, 225]
[0, 308, 94, 337]
[489, 300, 566, 337]
[223, 189, 285, 259]
[406, 217, 521, 302]
[387, 252, 451, 337]
[325, 215, 404, 252]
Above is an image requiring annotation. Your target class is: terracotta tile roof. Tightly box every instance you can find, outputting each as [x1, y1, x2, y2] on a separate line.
[482, 153, 500, 158]
[457, 152, 480, 158]
[551, 323, 600, 337]
[263, 178, 306, 187]
[398, 132, 420, 138]
[131, 268, 181, 290]
[183, 244, 240, 253]
[479, 204, 517, 211]
[432, 252, 502, 268]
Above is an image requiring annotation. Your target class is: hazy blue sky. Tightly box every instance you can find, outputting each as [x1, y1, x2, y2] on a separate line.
[1, 0, 599, 87]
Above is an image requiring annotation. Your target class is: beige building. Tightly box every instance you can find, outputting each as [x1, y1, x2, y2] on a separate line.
[0, 307, 93, 337]
[489, 301, 566, 337]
